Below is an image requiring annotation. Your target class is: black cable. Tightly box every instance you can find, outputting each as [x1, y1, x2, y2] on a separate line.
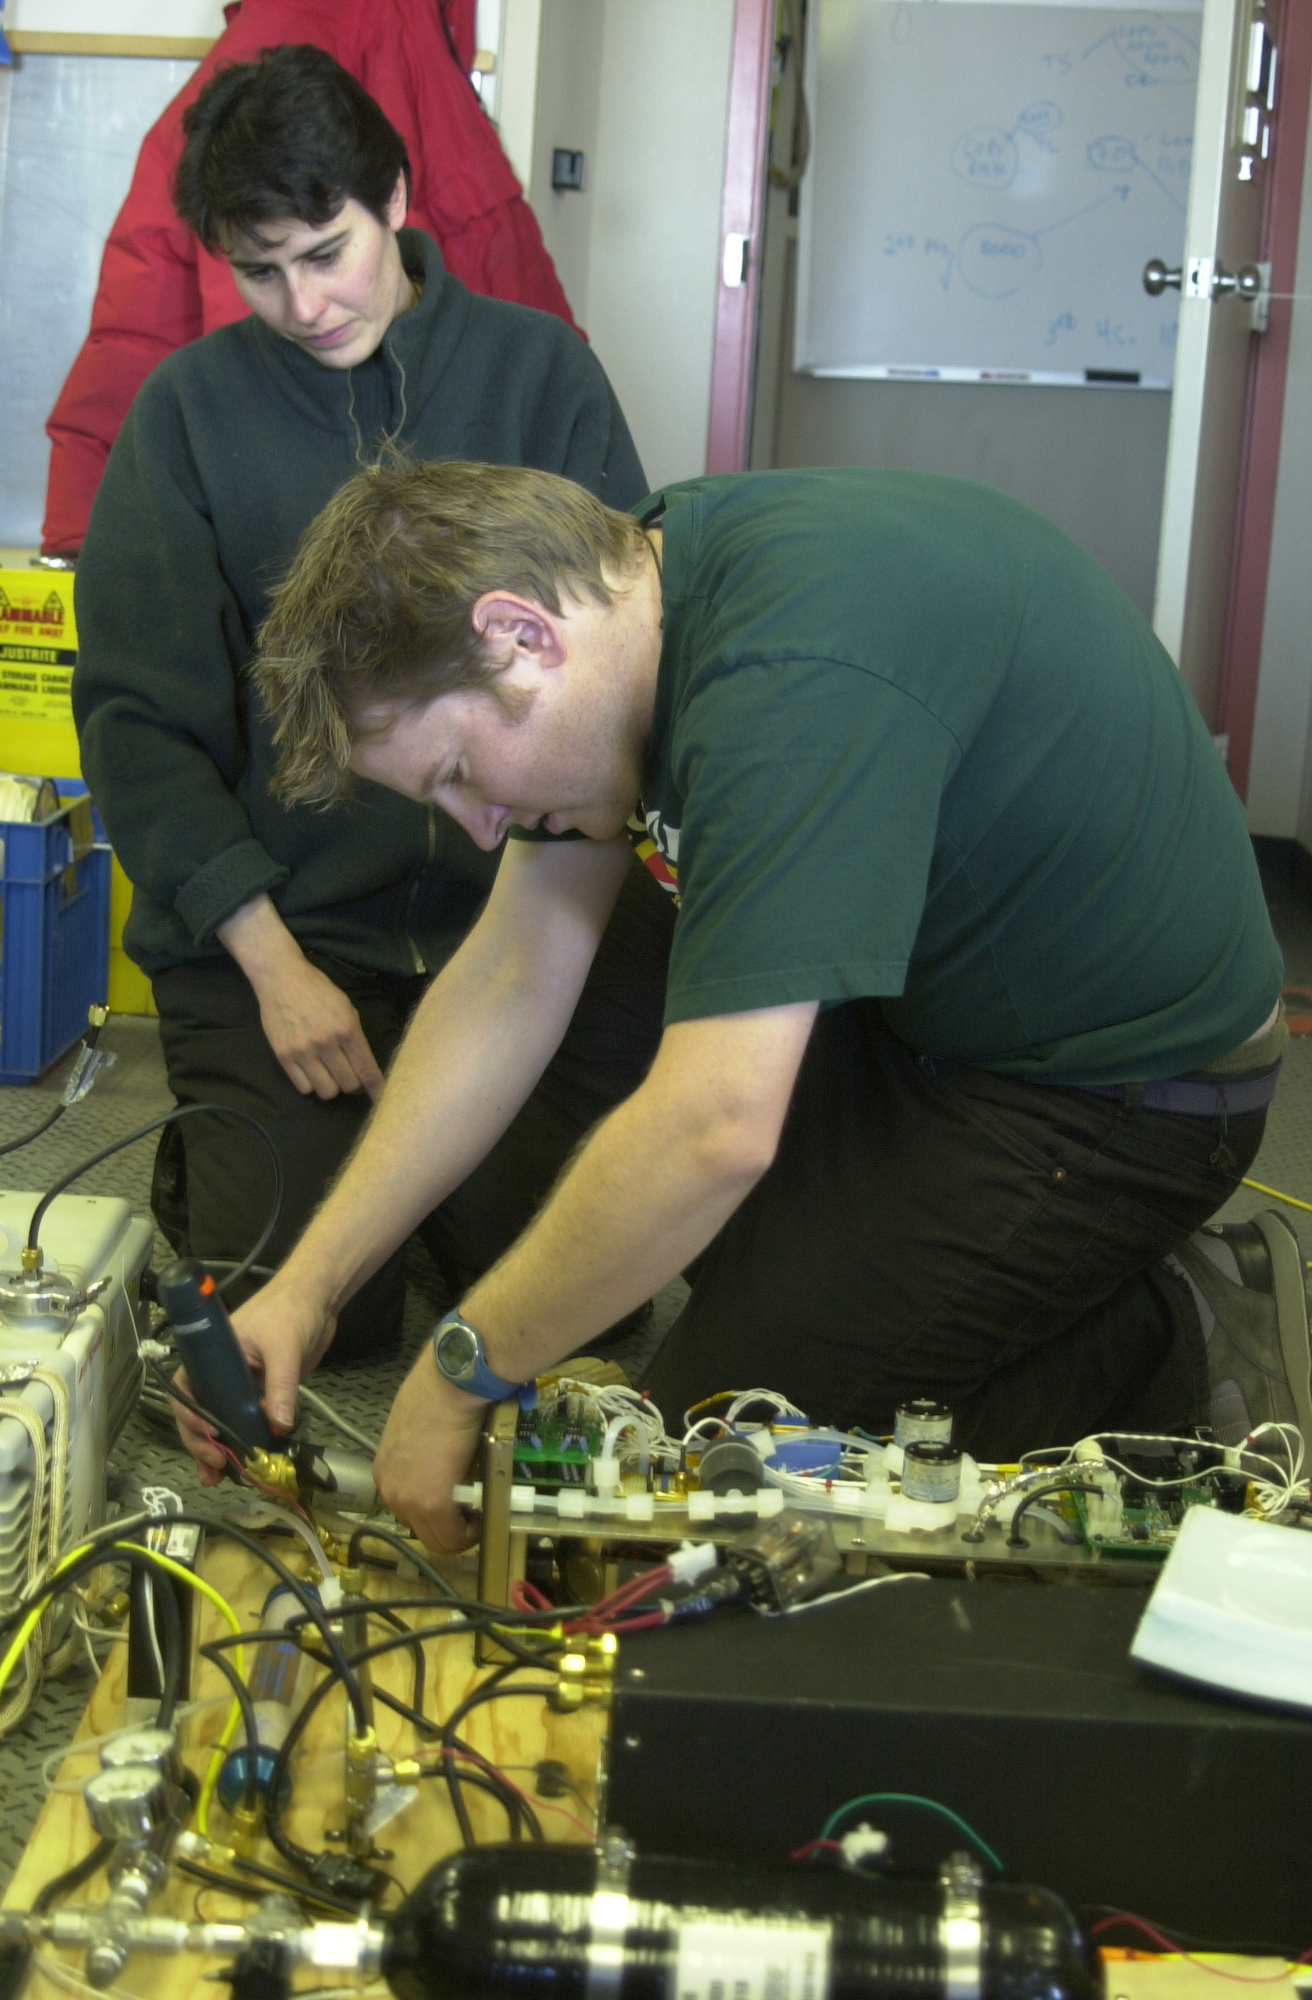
[25, 1101, 283, 1296]
[1007, 1481, 1108, 1547]
[0, 1017, 107, 1162]
[31, 1839, 113, 1914]
[142, 1356, 252, 1456]
[372, 1605, 434, 1730]
[0, 1509, 371, 1733]
[174, 1856, 356, 1917]
[151, 1556, 184, 1730]
[262, 1666, 340, 1875]
[259, 1619, 558, 1875]
[439, 1677, 556, 1847]
[197, 1641, 263, 1809]
[289, 1633, 528, 1830]
[418, 1750, 543, 1842]
[229, 1852, 360, 1909]
[347, 1524, 462, 1600]
[0, 1101, 65, 1161]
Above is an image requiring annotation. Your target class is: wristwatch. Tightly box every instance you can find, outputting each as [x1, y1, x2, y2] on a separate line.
[431, 1309, 537, 1409]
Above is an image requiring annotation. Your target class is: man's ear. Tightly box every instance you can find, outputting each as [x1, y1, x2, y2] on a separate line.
[386, 171, 409, 232]
[471, 593, 568, 671]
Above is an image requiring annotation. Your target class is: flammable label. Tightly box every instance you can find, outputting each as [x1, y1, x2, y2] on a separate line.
[0, 571, 77, 721]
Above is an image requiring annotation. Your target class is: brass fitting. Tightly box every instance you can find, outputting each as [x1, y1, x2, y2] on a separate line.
[344, 1726, 379, 1859]
[337, 1565, 364, 1598]
[553, 1631, 618, 1710]
[19, 1246, 43, 1276]
[228, 1801, 263, 1858]
[246, 1448, 299, 1498]
[87, 1005, 109, 1029]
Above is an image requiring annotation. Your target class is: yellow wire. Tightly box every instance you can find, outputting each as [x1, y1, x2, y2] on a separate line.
[104, 1545, 246, 1837]
[1241, 1176, 1312, 1218]
[0, 1539, 246, 1838]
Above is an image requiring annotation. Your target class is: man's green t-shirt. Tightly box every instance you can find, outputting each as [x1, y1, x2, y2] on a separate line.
[624, 469, 1280, 1086]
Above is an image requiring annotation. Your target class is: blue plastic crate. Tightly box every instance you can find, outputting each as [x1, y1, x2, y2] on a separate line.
[0, 782, 111, 1085]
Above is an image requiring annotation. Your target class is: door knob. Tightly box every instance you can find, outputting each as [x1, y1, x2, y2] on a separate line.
[1143, 257, 1181, 295]
[1212, 262, 1263, 300]
[1145, 256, 1264, 302]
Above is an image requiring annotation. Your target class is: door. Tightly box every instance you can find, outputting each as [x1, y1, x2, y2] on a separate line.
[1152, 0, 1278, 728]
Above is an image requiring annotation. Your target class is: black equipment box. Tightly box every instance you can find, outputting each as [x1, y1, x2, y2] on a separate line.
[606, 1579, 1312, 1951]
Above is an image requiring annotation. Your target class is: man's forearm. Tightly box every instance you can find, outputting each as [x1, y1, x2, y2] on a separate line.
[460, 1001, 820, 1380]
[275, 839, 632, 1313]
[279, 936, 575, 1309]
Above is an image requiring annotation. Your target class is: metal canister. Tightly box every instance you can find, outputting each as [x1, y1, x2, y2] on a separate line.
[901, 1439, 962, 1505]
[894, 1397, 953, 1448]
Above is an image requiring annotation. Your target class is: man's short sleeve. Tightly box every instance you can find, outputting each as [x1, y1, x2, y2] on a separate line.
[660, 660, 958, 1022]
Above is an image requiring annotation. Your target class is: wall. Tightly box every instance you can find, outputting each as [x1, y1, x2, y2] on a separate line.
[516, 0, 735, 491]
[754, 234, 1172, 620]
[524, 0, 605, 318]
[1245, 95, 1312, 841]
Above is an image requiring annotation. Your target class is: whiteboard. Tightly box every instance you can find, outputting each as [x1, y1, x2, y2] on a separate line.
[795, 0, 1202, 388]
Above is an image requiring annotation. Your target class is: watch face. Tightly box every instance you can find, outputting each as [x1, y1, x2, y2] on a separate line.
[437, 1324, 478, 1380]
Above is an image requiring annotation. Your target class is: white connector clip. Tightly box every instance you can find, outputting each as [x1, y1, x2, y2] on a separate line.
[666, 1541, 719, 1587]
[838, 1822, 889, 1865]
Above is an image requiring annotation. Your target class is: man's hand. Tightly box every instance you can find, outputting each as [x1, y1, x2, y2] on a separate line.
[373, 1350, 487, 1552]
[217, 891, 384, 1100]
[169, 1276, 337, 1482]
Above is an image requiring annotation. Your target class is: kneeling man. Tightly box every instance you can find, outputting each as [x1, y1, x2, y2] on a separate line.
[179, 462, 1307, 1549]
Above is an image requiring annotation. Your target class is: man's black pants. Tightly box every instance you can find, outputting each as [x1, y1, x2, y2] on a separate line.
[642, 1002, 1264, 1458]
[151, 861, 674, 1359]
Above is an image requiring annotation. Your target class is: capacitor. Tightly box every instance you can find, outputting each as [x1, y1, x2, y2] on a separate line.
[901, 1440, 963, 1505]
[894, 1397, 953, 1448]
[216, 1585, 315, 1811]
[380, 1841, 1102, 2000]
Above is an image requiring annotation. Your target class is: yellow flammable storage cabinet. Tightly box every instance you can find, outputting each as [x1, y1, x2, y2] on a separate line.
[0, 552, 153, 1016]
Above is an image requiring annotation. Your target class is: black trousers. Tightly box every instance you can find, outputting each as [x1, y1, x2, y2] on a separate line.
[642, 1002, 1264, 1458]
[152, 860, 674, 1359]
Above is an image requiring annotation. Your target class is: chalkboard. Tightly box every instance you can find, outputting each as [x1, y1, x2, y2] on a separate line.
[794, 0, 1201, 387]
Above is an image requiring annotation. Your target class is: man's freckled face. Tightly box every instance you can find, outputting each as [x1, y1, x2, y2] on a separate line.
[349, 681, 642, 850]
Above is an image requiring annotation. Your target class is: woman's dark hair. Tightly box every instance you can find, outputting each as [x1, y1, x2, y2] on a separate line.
[174, 44, 411, 250]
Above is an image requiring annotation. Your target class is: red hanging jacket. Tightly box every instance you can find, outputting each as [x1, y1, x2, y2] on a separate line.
[42, 0, 578, 554]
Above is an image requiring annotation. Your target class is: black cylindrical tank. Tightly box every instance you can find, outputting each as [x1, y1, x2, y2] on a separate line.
[382, 1843, 1102, 2000]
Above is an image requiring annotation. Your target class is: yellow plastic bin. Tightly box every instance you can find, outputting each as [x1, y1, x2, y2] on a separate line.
[0, 551, 154, 1017]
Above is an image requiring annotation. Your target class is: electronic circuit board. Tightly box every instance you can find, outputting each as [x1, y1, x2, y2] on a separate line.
[513, 1395, 605, 1489]
[1063, 1483, 1232, 1561]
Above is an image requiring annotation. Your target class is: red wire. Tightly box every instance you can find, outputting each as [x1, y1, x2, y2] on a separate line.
[1091, 1915, 1312, 1981]
[564, 1562, 673, 1633]
[437, 1746, 596, 1842]
[510, 1579, 554, 1613]
[790, 1839, 843, 1861]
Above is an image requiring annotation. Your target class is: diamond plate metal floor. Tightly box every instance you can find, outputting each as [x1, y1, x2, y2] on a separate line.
[2, 884, 1311, 1891]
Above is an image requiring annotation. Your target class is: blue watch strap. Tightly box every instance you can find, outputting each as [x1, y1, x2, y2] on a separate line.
[432, 1310, 537, 1410]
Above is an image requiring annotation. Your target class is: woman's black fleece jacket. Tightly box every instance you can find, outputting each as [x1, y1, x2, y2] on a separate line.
[73, 228, 648, 978]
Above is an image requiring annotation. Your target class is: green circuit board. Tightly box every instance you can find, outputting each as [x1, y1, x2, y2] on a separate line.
[513, 1397, 605, 1489]
[1064, 1484, 1223, 1560]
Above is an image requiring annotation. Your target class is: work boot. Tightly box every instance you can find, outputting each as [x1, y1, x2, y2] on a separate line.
[1172, 1211, 1312, 1461]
